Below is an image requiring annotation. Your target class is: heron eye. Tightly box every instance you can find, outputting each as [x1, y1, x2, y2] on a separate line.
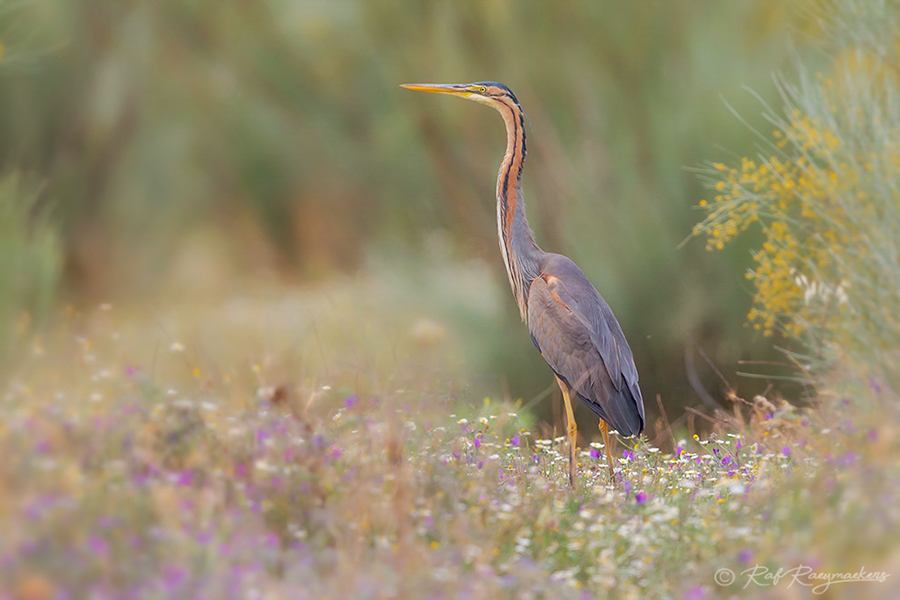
[479, 86, 487, 93]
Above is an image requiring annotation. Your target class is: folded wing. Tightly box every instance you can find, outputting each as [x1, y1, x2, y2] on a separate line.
[527, 254, 644, 436]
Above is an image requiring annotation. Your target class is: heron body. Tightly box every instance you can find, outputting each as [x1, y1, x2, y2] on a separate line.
[401, 82, 645, 485]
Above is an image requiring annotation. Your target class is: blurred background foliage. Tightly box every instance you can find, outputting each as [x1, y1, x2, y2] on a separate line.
[0, 0, 822, 423]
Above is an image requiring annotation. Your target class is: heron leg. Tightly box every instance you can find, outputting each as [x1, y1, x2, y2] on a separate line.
[556, 377, 577, 487]
[599, 419, 615, 484]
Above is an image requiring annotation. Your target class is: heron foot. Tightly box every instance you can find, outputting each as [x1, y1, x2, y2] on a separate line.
[599, 419, 616, 488]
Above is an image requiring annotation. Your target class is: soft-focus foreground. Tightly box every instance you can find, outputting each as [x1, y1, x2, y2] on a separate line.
[2, 273, 900, 599]
[0, 291, 892, 599]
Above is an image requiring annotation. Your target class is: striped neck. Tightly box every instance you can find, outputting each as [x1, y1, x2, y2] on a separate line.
[493, 97, 543, 320]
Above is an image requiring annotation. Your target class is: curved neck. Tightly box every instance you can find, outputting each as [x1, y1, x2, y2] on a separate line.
[494, 98, 543, 320]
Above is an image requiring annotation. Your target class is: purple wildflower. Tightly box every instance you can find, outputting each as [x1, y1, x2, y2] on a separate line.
[635, 491, 648, 505]
[590, 447, 601, 459]
[163, 565, 187, 591]
[781, 446, 791, 457]
[683, 586, 706, 600]
[839, 453, 858, 466]
[88, 536, 108, 556]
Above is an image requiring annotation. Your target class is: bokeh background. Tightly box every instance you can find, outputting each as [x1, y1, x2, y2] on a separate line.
[1, 0, 818, 427]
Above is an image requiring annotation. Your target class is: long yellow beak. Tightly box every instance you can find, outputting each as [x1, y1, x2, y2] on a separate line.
[400, 83, 471, 96]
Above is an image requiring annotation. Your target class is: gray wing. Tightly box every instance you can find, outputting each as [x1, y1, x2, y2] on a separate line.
[527, 254, 644, 436]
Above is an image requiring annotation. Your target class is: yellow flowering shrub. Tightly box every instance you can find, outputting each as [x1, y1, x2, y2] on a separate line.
[695, 42, 900, 375]
[695, 111, 852, 337]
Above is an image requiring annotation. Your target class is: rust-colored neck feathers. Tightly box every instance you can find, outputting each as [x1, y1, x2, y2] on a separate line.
[493, 96, 543, 320]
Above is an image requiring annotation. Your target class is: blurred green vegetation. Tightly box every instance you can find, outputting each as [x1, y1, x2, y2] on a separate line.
[0, 0, 820, 420]
[0, 175, 61, 350]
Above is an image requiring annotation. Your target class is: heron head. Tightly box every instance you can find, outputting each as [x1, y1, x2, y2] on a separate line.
[400, 81, 520, 109]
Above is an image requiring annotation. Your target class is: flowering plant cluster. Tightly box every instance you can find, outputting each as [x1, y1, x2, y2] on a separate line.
[1, 303, 895, 599]
[693, 4, 900, 384]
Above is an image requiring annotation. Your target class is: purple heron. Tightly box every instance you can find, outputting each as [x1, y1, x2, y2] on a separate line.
[401, 82, 645, 486]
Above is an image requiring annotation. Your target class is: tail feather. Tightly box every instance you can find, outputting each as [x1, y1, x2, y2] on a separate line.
[577, 386, 644, 437]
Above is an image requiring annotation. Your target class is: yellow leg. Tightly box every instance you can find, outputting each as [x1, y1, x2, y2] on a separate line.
[599, 419, 615, 482]
[556, 377, 577, 487]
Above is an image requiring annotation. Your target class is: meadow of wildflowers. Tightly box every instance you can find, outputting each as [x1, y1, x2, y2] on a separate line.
[2, 277, 899, 600]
